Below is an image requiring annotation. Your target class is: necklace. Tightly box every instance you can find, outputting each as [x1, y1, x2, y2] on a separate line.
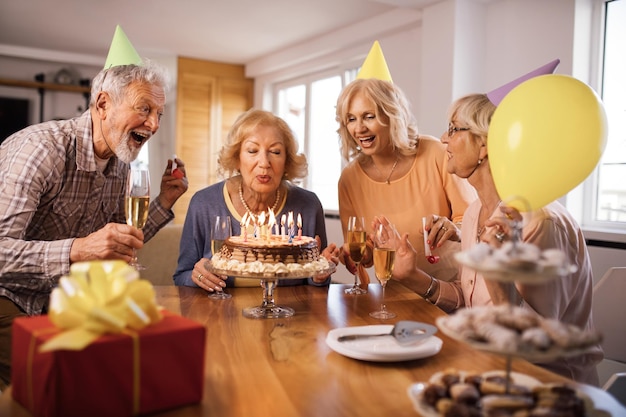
[476, 225, 486, 243]
[476, 199, 502, 242]
[372, 156, 400, 184]
[238, 182, 281, 215]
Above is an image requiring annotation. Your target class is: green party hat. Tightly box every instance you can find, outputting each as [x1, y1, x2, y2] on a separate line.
[103, 25, 142, 69]
[356, 41, 393, 82]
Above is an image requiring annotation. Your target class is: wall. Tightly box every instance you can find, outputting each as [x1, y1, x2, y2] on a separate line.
[247, 7, 424, 117]
[0, 57, 98, 123]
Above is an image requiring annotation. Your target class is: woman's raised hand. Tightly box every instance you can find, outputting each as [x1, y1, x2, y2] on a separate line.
[423, 214, 460, 249]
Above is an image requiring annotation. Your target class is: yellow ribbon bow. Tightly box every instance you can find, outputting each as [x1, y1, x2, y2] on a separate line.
[39, 260, 163, 352]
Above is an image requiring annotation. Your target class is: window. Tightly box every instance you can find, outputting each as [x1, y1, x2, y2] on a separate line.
[593, 0, 626, 224]
[274, 68, 357, 213]
[577, 0, 626, 232]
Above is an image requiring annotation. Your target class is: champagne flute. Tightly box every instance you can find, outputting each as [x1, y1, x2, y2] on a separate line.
[370, 223, 397, 319]
[125, 166, 150, 270]
[209, 215, 232, 299]
[345, 216, 368, 295]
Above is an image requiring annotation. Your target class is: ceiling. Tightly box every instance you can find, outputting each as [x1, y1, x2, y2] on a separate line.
[0, 0, 442, 65]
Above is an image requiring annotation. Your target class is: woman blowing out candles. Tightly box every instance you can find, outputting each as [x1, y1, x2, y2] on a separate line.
[173, 109, 339, 291]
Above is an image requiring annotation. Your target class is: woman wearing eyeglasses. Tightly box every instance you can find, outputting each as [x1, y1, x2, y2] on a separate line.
[336, 78, 477, 283]
[381, 93, 603, 385]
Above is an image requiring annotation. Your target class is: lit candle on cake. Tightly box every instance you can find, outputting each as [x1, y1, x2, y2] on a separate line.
[288, 211, 294, 243]
[297, 213, 302, 240]
[252, 214, 258, 238]
[267, 212, 276, 240]
[268, 208, 277, 236]
[258, 211, 266, 240]
[281, 214, 287, 240]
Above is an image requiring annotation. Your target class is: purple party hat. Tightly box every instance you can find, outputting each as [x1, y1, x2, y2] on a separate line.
[487, 59, 560, 105]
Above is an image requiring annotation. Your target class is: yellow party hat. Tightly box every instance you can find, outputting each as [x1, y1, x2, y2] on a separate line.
[103, 25, 142, 69]
[356, 41, 393, 82]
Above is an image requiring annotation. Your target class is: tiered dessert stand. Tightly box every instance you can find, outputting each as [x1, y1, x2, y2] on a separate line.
[438, 220, 593, 393]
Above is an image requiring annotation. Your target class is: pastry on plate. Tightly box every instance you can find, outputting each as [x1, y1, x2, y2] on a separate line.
[409, 369, 593, 417]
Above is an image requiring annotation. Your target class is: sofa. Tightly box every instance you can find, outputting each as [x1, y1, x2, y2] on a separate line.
[136, 224, 183, 285]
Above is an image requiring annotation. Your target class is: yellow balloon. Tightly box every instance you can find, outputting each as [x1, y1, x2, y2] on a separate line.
[488, 74, 608, 211]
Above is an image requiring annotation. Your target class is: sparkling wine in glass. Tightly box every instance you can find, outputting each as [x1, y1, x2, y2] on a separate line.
[345, 216, 368, 295]
[209, 215, 232, 299]
[370, 223, 398, 319]
[125, 166, 150, 270]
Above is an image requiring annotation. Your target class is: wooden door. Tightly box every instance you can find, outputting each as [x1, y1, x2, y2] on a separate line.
[174, 57, 254, 223]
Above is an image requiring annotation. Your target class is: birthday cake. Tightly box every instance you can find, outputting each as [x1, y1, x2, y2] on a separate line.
[211, 235, 331, 276]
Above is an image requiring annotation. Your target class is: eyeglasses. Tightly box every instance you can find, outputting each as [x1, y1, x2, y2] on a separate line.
[447, 123, 470, 138]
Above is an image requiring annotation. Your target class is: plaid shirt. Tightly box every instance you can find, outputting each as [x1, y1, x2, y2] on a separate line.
[0, 111, 173, 315]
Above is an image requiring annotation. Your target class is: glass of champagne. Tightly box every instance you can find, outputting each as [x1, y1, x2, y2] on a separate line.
[370, 223, 397, 319]
[345, 216, 368, 295]
[125, 166, 150, 270]
[209, 215, 232, 299]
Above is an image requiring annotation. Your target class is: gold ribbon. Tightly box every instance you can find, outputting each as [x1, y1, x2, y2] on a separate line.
[39, 260, 162, 352]
[123, 329, 141, 415]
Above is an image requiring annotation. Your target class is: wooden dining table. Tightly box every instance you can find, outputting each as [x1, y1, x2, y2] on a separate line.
[0, 282, 623, 416]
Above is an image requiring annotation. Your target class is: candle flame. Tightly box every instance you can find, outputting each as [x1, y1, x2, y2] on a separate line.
[268, 213, 276, 228]
[297, 213, 302, 228]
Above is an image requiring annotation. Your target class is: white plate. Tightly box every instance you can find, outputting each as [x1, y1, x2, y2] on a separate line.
[326, 325, 443, 362]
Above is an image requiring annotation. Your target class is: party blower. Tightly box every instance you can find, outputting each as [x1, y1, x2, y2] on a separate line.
[422, 217, 440, 264]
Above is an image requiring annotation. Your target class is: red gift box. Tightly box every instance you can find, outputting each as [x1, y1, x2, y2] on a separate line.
[11, 311, 205, 417]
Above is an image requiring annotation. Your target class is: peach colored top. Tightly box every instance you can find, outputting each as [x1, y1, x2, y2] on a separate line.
[338, 136, 477, 281]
